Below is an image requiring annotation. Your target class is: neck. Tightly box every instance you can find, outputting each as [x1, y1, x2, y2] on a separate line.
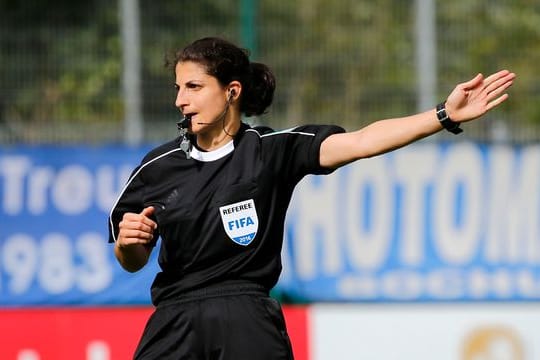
[196, 117, 241, 151]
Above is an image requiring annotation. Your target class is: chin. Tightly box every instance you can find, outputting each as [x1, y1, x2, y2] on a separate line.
[189, 122, 217, 135]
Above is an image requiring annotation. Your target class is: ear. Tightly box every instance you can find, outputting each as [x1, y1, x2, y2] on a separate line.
[227, 81, 242, 102]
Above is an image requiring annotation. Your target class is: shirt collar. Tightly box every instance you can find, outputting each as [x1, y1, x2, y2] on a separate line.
[190, 139, 235, 162]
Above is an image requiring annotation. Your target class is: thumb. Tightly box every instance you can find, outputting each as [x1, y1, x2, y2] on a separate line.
[140, 206, 155, 217]
[463, 73, 483, 89]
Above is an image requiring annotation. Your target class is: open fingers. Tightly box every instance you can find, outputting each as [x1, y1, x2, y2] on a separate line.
[481, 70, 513, 86]
[484, 72, 515, 96]
[486, 93, 510, 112]
[486, 78, 514, 101]
[482, 72, 515, 111]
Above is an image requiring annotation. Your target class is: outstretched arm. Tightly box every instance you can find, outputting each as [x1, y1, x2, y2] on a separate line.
[320, 69, 516, 169]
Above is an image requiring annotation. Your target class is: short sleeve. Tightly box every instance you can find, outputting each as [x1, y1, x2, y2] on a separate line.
[259, 124, 345, 181]
[107, 165, 146, 243]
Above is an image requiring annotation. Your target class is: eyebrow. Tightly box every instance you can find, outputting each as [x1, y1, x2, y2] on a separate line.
[174, 79, 205, 88]
[176, 79, 205, 86]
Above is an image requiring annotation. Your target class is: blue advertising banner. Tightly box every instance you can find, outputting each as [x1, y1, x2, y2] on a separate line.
[0, 145, 158, 305]
[1, 142, 539, 305]
[280, 142, 540, 302]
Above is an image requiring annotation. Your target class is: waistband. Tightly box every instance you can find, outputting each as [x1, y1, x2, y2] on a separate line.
[156, 280, 269, 308]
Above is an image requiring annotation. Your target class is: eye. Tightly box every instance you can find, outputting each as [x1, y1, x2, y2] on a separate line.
[186, 83, 200, 90]
[174, 84, 180, 91]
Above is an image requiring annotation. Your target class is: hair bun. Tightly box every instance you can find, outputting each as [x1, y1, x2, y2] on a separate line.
[241, 62, 276, 117]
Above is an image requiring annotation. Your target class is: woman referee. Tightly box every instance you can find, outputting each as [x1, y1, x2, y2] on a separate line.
[108, 37, 515, 359]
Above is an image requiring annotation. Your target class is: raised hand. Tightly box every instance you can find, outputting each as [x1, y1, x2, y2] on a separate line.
[445, 70, 516, 123]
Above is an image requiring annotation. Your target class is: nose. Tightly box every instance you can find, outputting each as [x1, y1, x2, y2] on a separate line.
[175, 88, 187, 110]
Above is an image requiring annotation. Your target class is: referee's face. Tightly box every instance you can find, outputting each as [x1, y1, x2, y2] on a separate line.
[174, 61, 231, 135]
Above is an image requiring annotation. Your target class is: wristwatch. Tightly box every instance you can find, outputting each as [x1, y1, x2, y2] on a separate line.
[436, 102, 463, 134]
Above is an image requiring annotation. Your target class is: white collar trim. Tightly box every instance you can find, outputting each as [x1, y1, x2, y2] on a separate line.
[190, 139, 235, 162]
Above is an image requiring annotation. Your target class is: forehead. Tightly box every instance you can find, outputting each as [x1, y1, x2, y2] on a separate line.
[175, 61, 211, 82]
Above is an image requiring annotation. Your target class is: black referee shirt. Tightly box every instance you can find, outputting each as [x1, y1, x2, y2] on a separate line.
[108, 122, 345, 305]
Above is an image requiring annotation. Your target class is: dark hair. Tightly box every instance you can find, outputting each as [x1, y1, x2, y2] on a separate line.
[168, 37, 275, 117]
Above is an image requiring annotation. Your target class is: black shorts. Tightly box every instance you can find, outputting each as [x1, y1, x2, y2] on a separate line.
[134, 281, 294, 360]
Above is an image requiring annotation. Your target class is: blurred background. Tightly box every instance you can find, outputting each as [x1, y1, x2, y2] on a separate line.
[1, 0, 539, 144]
[1, 1, 540, 359]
